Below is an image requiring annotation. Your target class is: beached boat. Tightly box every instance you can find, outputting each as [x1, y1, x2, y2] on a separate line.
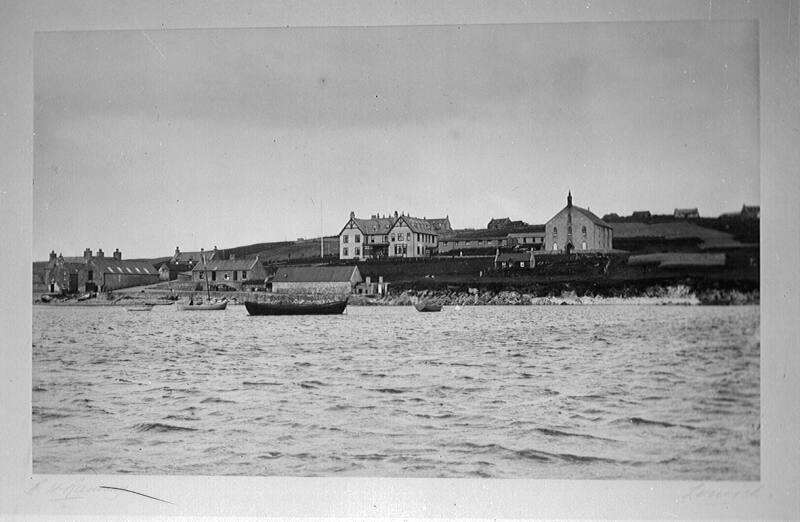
[177, 251, 227, 311]
[244, 299, 348, 316]
[125, 304, 154, 312]
[414, 301, 442, 312]
[177, 301, 227, 311]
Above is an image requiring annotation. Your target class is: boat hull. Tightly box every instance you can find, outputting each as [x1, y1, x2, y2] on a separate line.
[177, 302, 228, 311]
[244, 299, 348, 316]
[125, 305, 153, 312]
[414, 302, 442, 312]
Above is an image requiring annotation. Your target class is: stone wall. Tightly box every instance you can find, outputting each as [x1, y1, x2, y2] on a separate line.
[272, 281, 352, 295]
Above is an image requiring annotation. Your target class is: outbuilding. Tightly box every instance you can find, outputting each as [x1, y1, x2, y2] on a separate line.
[271, 265, 362, 295]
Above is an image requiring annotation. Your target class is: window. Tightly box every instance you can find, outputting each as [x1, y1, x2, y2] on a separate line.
[87, 270, 93, 281]
[212, 271, 217, 281]
[355, 247, 360, 256]
[383, 235, 388, 242]
[370, 236, 375, 243]
[553, 227, 558, 237]
[233, 271, 238, 281]
[390, 234, 395, 242]
[343, 235, 349, 243]
[242, 271, 247, 279]
[582, 225, 587, 236]
[407, 232, 411, 241]
[355, 234, 361, 243]
[199, 272, 204, 279]
[553, 243, 558, 251]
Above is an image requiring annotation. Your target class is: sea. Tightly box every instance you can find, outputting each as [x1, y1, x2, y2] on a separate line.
[32, 304, 760, 480]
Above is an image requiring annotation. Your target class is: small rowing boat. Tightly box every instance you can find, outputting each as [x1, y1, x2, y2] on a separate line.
[125, 304, 154, 312]
[177, 301, 227, 311]
[414, 301, 442, 312]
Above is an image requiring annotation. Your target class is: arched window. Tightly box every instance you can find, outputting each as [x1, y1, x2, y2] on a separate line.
[552, 226, 558, 237]
[553, 242, 558, 251]
[581, 225, 587, 236]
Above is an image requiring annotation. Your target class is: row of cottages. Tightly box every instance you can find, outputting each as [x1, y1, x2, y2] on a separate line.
[158, 246, 218, 281]
[339, 211, 452, 260]
[543, 192, 613, 253]
[191, 252, 267, 285]
[271, 266, 362, 295]
[438, 224, 546, 254]
[43, 248, 160, 294]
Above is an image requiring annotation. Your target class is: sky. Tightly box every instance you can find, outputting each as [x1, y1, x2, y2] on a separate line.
[33, 20, 759, 259]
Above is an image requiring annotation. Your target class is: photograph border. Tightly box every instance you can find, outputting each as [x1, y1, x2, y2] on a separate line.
[3, 0, 798, 519]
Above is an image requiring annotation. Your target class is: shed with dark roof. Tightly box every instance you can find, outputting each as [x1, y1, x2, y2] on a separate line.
[271, 265, 362, 295]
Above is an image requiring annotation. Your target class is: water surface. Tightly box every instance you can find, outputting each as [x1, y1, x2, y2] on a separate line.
[32, 304, 760, 479]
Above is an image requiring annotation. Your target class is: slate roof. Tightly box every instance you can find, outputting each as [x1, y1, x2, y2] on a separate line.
[506, 225, 546, 236]
[570, 205, 612, 228]
[272, 265, 361, 283]
[395, 216, 440, 234]
[425, 217, 452, 232]
[191, 257, 260, 272]
[352, 217, 396, 235]
[440, 228, 514, 241]
[90, 258, 159, 276]
[173, 251, 215, 264]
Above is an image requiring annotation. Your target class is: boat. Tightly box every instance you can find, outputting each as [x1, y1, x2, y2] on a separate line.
[177, 301, 227, 311]
[244, 298, 348, 316]
[178, 251, 227, 311]
[414, 301, 442, 312]
[125, 304, 154, 312]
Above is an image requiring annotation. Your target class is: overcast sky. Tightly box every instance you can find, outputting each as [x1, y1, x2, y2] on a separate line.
[34, 20, 758, 259]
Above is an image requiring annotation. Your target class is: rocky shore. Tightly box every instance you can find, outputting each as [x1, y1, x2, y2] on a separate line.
[349, 284, 759, 306]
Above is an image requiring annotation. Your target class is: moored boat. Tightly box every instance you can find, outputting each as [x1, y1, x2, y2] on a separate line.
[244, 298, 348, 316]
[414, 301, 442, 312]
[177, 301, 228, 311]
[125, 304, 154, 312]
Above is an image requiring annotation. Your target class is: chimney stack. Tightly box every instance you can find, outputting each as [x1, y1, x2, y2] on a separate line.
[49, 250, 57, 262]
[175, 246, 180, 257]
[350, 211, 355, 220]
[83, 248, 92, 261]
[97, 249, 104, 258]
[113, 248, 121, 260]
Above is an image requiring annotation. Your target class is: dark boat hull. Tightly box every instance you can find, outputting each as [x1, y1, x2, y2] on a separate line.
[414, 302, 442, 312]
[244, 299, 348, 316]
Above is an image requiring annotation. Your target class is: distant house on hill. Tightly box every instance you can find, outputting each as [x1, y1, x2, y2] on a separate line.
[271, 265, 362, 295]
[191, 255, 266, 288]
[740, 204, 760, 219]
[544, 192, 613, 253]
[44, 248, 159, 293]
[673, 208, 700, 219]
[631, 211, 652, 220]
[487, 217, 527, 230]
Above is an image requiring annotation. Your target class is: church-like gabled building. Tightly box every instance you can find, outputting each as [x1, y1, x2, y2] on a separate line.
[543, 192, 613, 253]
